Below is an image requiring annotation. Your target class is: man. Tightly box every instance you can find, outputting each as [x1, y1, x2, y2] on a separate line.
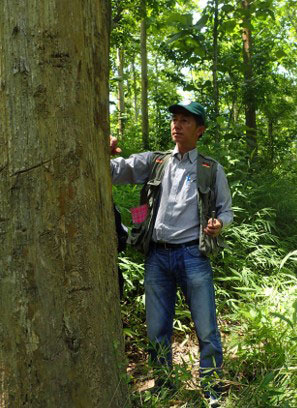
[110, 101, 233, 405]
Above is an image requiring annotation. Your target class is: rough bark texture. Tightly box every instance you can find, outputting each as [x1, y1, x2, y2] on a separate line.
[0, 1, 128, 407]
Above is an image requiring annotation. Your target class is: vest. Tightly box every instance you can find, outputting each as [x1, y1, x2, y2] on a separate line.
[129, 150, 225, 256]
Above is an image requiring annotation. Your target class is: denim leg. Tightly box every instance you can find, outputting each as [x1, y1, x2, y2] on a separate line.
[145, 248, 177, 366]
[178, 245, 223, 375]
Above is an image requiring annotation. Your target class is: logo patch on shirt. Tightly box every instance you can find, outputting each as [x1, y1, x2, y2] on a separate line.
[202, 162, 211, 168]
[155, 159, 163, 163]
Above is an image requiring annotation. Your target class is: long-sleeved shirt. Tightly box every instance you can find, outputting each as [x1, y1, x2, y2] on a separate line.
[111, 146, 233, 244]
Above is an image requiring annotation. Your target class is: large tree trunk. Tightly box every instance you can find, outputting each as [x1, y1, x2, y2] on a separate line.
[140, 0, 149, 150]
[242, 0, 257, 159]
[0, 1, 128, 407]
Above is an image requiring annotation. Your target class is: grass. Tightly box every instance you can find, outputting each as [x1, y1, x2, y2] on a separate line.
[122, 266, 297, 407]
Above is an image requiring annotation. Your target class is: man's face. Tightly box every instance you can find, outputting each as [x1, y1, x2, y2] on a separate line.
[171, 111, 205, 150]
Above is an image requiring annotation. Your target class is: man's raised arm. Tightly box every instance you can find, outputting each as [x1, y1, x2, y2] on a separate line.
[109, 137, 153, 185]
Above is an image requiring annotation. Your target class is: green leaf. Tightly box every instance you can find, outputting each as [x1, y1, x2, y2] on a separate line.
[166, 13, 193, 27]
[275, 49, 287, 59]
[203, 80, 212, 87]
[222, 5, 234, 13]
[271, 312, 294, 329]
[183, 83, 198, 91]
[216, 116, 225, 125]
[187, 56, 200, 65]
[167, 30, 188, 44]
[235, 287, 258, 292]
[280, 250, 297, 269]
[123, 328, 137, 338]
[221, 20, 237, 33]
[192, 15, 209, 31]
[256, 10, 270, 20]
[267, 9, 275, 19]
[259, 372, 274, 389]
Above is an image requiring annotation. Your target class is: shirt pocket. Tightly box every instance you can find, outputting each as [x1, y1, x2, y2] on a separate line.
[183, 177, 197, 201]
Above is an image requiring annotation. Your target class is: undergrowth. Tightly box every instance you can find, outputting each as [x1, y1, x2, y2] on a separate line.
[114, 168, 297, 407]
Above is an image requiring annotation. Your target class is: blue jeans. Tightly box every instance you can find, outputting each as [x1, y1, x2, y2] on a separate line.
[144, 244, 223, 376]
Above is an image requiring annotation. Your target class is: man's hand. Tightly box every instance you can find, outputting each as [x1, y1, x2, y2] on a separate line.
[203, 218, 223, 238]
[110, 136, 122, 155]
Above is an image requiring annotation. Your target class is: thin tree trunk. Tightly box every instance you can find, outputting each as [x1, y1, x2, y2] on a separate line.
[132, 57, 139, 121]
[154, 57, 161, 138]
[0, 1, 128, 406]
[213, 0, 220, 143]
[140, 0, 149, 150]
[117, 48, 125, 140]
[242, 0, 257, 159]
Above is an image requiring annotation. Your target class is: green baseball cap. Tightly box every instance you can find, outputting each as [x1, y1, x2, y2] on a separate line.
[169, 101, 206, 124]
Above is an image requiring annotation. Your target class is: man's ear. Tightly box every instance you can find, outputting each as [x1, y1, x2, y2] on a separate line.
[196, 126, 205, 139]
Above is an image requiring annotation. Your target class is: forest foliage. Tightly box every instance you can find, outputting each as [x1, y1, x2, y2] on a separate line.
[109, 0, 297, 406]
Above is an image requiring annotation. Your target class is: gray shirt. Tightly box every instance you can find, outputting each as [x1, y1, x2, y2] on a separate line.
[111, 146, 233, 244]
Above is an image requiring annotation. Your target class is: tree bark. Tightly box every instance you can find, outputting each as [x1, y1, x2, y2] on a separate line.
[0, 1, 128, 407]
[242, 0, 257, 158]
[140, 0, 149, 150]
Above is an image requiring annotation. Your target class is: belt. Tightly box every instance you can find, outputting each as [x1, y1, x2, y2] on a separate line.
[151, 239, 199, 250]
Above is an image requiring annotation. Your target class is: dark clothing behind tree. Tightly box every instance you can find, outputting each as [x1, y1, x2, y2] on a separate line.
[114, 204, 128, 298]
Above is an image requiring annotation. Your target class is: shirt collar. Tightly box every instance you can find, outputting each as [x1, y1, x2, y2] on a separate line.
[172, 146, 197, 163]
